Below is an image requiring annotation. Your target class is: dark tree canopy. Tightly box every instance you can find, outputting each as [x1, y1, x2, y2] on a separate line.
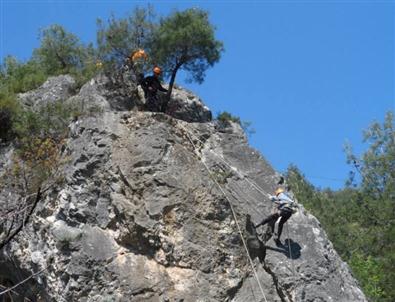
[33, 24, 87, 74]
[287, 111, 395, 302]
[149, 8, 224, 101]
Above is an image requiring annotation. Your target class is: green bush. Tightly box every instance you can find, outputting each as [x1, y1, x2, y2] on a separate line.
[0, 108, 12, 140]
[217, 111, 241, 125]
[0, 56, 47, 94]
[350, 253, 384, 301]
[33, 24, 87, 75]
[0, 94, 21, 141]
[7, 100, 88, 192]
[286, 111, 395, 302]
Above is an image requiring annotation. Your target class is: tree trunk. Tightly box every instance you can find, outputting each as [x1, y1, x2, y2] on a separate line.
[166, 63, 182, 104]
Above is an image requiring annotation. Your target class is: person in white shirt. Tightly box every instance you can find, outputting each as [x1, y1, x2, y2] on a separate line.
[255, 187, 295, 244]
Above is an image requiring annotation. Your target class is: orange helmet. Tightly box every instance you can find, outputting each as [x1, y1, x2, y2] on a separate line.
[153, 66, 162, 75]
[131, 49, 147, 61]
[275, 188, 285, 196]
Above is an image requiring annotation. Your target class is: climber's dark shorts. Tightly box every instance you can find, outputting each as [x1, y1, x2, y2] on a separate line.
[144, 94, 161, 112]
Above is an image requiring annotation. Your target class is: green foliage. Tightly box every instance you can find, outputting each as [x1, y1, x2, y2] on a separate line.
[7, 100, 97, 193]
[0, 26, 100, 104]
[69, 43, 102, 89]
[286, 111, 395, 302]
[350, 253, 384, 300]
[30, 24, 101, 88]
[216, 111, 255, 137]
[0, 107, 13, 140]
[0, 57, 45, 142]
[217, 111, 241, 125]
[96, 6, 156, 68]
[0, 7, 225, 180]
[0, 56, 47, 95]
[33, 24, 88, 75]
[14, 101, 76, 141]
[0, 95, 20, 140]
[345, 111, 395, 198]
[150, 8, 224, 100]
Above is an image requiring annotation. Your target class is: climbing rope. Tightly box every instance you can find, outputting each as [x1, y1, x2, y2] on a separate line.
[176, 122, 273, 200]
[153, 115, 296, 299]
[177, 121, 298, 285]
[182, 127, 268, 302]
[154, 119, 263, 298]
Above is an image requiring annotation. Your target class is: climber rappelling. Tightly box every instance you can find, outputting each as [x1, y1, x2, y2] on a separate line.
[255, 187, 296, 245]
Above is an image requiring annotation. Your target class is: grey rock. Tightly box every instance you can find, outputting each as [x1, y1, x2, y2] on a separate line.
[17, 74, 76, 108]
[165, 86, 212, 123]
[51, 220, 82, 244]
[0, 72, 366, 302]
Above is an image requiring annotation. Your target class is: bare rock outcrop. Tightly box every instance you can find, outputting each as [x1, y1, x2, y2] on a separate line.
[17, 74, 77, 108]
[0, 74, 366, 302]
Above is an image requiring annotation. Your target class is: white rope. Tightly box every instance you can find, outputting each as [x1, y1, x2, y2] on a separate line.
[182, 127, 268, 302]
[227, 183, 265, 217]
[177, 121, 302, 295]
[177, 123, 272, 200]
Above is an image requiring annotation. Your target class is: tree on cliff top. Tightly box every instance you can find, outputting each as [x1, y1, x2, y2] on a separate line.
[33, 24, 88, 75]
[149, 8, 224, 103]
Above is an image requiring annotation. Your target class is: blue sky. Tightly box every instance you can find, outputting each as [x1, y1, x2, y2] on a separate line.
[1, 1, 394, 189]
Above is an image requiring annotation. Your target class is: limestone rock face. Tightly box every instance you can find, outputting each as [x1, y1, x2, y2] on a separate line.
[0, 75, 366, 302]
[165, 86, 212, 123]
[17, 74, 77, 108]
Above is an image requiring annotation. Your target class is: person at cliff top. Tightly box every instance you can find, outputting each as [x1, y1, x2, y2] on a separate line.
[255, 187, 296, 245]
[140, 66, 168, 112]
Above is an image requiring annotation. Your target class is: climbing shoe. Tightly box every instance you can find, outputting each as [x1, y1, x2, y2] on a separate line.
[274, 237, 282, 246]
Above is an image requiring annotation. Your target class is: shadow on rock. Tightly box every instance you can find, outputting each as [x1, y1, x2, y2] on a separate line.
[245, 214, 266, 262]
[266, 238, 302, 259]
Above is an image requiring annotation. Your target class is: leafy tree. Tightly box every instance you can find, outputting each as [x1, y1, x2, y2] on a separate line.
[33, 24, 87, 74]
[286, 111, 395, 302]
[0, 56, 48, 141]
[150, 8, 224, 102]
[96, 6, 156, 68]
[350, 253, 384, 300]
[0, 56, 46, 95]
[344, 111, 395, 301]
[345, 111, 395, 199]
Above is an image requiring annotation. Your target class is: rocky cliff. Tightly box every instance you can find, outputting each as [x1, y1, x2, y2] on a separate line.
[0, 72, 367, 302]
